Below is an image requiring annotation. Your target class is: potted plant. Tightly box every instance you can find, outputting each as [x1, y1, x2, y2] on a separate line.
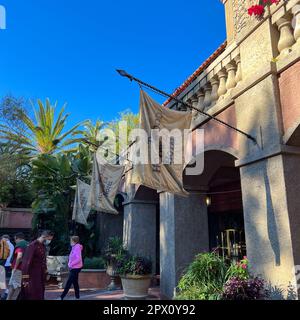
[104, 237, 124, 290]
[115, 251, 152, 300]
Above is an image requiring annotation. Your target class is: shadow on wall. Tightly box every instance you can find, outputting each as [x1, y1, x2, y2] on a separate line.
[263, 161, 281, 267]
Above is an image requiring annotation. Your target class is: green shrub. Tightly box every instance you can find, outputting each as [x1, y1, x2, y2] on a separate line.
[83, 257, 106, 270]
[175, 252, 229, 300]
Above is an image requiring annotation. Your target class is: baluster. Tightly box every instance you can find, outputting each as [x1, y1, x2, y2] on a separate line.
[190, 95, 199, 120]
[217, 70, 227, 98]
[196, 90, 205, 111]
[234, 55, 242, 84]
[210, 77, 219, 104]
[226, 62, 237, 91]
[203, 83, 212, 110]
[292, 4, 300, 45]
[276, 14, 295, 55]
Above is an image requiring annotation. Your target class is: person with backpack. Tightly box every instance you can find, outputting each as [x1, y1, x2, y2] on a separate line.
[0, 235, 14, 300]
[0, 235, 11, 293]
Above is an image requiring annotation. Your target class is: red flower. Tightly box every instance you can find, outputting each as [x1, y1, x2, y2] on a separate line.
[248, 5, 265, 16]
[248, 0, 280, 17]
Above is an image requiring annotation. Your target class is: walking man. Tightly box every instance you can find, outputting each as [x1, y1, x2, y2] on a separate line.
[21, 230, 54, 300]
[7, 233, 28, 300]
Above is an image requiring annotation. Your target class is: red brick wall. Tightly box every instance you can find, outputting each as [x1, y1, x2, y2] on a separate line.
[279, 60, 300, 134]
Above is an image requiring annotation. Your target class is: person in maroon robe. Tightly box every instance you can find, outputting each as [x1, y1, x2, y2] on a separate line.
[21, 230, 54, 300]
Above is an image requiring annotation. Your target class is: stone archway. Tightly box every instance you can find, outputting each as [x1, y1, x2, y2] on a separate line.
[160, 148, 244, 298]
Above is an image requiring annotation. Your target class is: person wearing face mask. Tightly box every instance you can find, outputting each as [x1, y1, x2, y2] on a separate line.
[21, 230, 54, 300]
[60, 236, 83, 300]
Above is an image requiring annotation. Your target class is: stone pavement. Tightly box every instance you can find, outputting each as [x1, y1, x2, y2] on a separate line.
[45, 285, 161, 300]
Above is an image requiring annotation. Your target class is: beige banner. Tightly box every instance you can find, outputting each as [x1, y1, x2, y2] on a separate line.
[130, 90, 192, 196]
[72, 179, 91, 226]
[88, 151, 125, 214]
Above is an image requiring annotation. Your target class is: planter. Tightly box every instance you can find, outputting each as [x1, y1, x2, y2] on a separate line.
[47, 256, 69, 289]
[79, 269, 112, 289]
[106, 255, 119, 291]
[121, 274, 152, 300]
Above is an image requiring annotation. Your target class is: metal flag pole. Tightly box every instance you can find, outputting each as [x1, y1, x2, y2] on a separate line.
[116, 69, 257, 144]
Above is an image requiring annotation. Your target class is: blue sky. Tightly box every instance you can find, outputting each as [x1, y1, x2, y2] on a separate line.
[0, 0, 226, 126]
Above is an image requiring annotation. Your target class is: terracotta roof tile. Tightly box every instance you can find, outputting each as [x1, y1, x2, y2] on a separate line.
[163, 41, 227, 106]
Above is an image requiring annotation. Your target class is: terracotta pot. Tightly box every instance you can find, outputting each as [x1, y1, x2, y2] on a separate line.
[121, 274, 152, 300]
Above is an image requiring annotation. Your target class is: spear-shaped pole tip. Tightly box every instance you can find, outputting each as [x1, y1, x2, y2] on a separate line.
[116, 69, 133, 80]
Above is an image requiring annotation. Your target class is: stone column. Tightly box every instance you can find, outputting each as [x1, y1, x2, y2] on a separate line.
[123, 200, 158, 271]
[239, 152, 300, 299]
[160, 192, 209, 299]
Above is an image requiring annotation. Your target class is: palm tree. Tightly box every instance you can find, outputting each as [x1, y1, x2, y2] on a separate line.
[0, 99, 85, 155]
[73, 119, 106, 152]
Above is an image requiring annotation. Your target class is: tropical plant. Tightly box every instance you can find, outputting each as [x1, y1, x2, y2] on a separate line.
[0, 143, 33, 208]
[1, 98, 84, 155]
[175, 252, 229, 300]
[72, 119, 106, 153]
[108, 110, 139, 156]
[30, 144, 98, 256]
[103, 236, 125, 264]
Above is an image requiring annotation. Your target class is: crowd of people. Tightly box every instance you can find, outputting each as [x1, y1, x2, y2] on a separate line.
[0, 231, 83, 300]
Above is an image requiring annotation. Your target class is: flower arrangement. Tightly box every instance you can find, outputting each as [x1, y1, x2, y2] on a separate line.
[222, 276, 269, 300]
[248, 0, 281, 17]
[225, 256, 250, 280]
[115, 251, 152, 276]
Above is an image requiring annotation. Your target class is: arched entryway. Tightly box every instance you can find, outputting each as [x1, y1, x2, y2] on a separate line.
[184, 150, 245, 262]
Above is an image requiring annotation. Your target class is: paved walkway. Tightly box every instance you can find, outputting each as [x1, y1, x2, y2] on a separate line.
[45, 285, 161, 300]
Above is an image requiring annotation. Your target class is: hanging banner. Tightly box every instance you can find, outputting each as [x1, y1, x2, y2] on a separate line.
[72, 179, 91, 226]
[88, 150, 125, 214]
[129, 90, 192, 196]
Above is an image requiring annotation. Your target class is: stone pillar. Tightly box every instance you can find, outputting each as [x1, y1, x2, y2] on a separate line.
[97, 212, 124, 253]
[239, 152, 300, 299]
[160, 192, 209, 299]
[123, 200, 158, 270]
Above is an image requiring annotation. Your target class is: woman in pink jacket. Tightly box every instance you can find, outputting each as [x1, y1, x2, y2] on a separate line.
[60, 236, 83, 300]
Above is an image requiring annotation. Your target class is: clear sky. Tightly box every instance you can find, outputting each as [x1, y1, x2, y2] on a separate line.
[0, 0, 226, 126]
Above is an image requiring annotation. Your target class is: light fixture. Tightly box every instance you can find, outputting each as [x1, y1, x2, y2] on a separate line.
[206, 195, 211, 207]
